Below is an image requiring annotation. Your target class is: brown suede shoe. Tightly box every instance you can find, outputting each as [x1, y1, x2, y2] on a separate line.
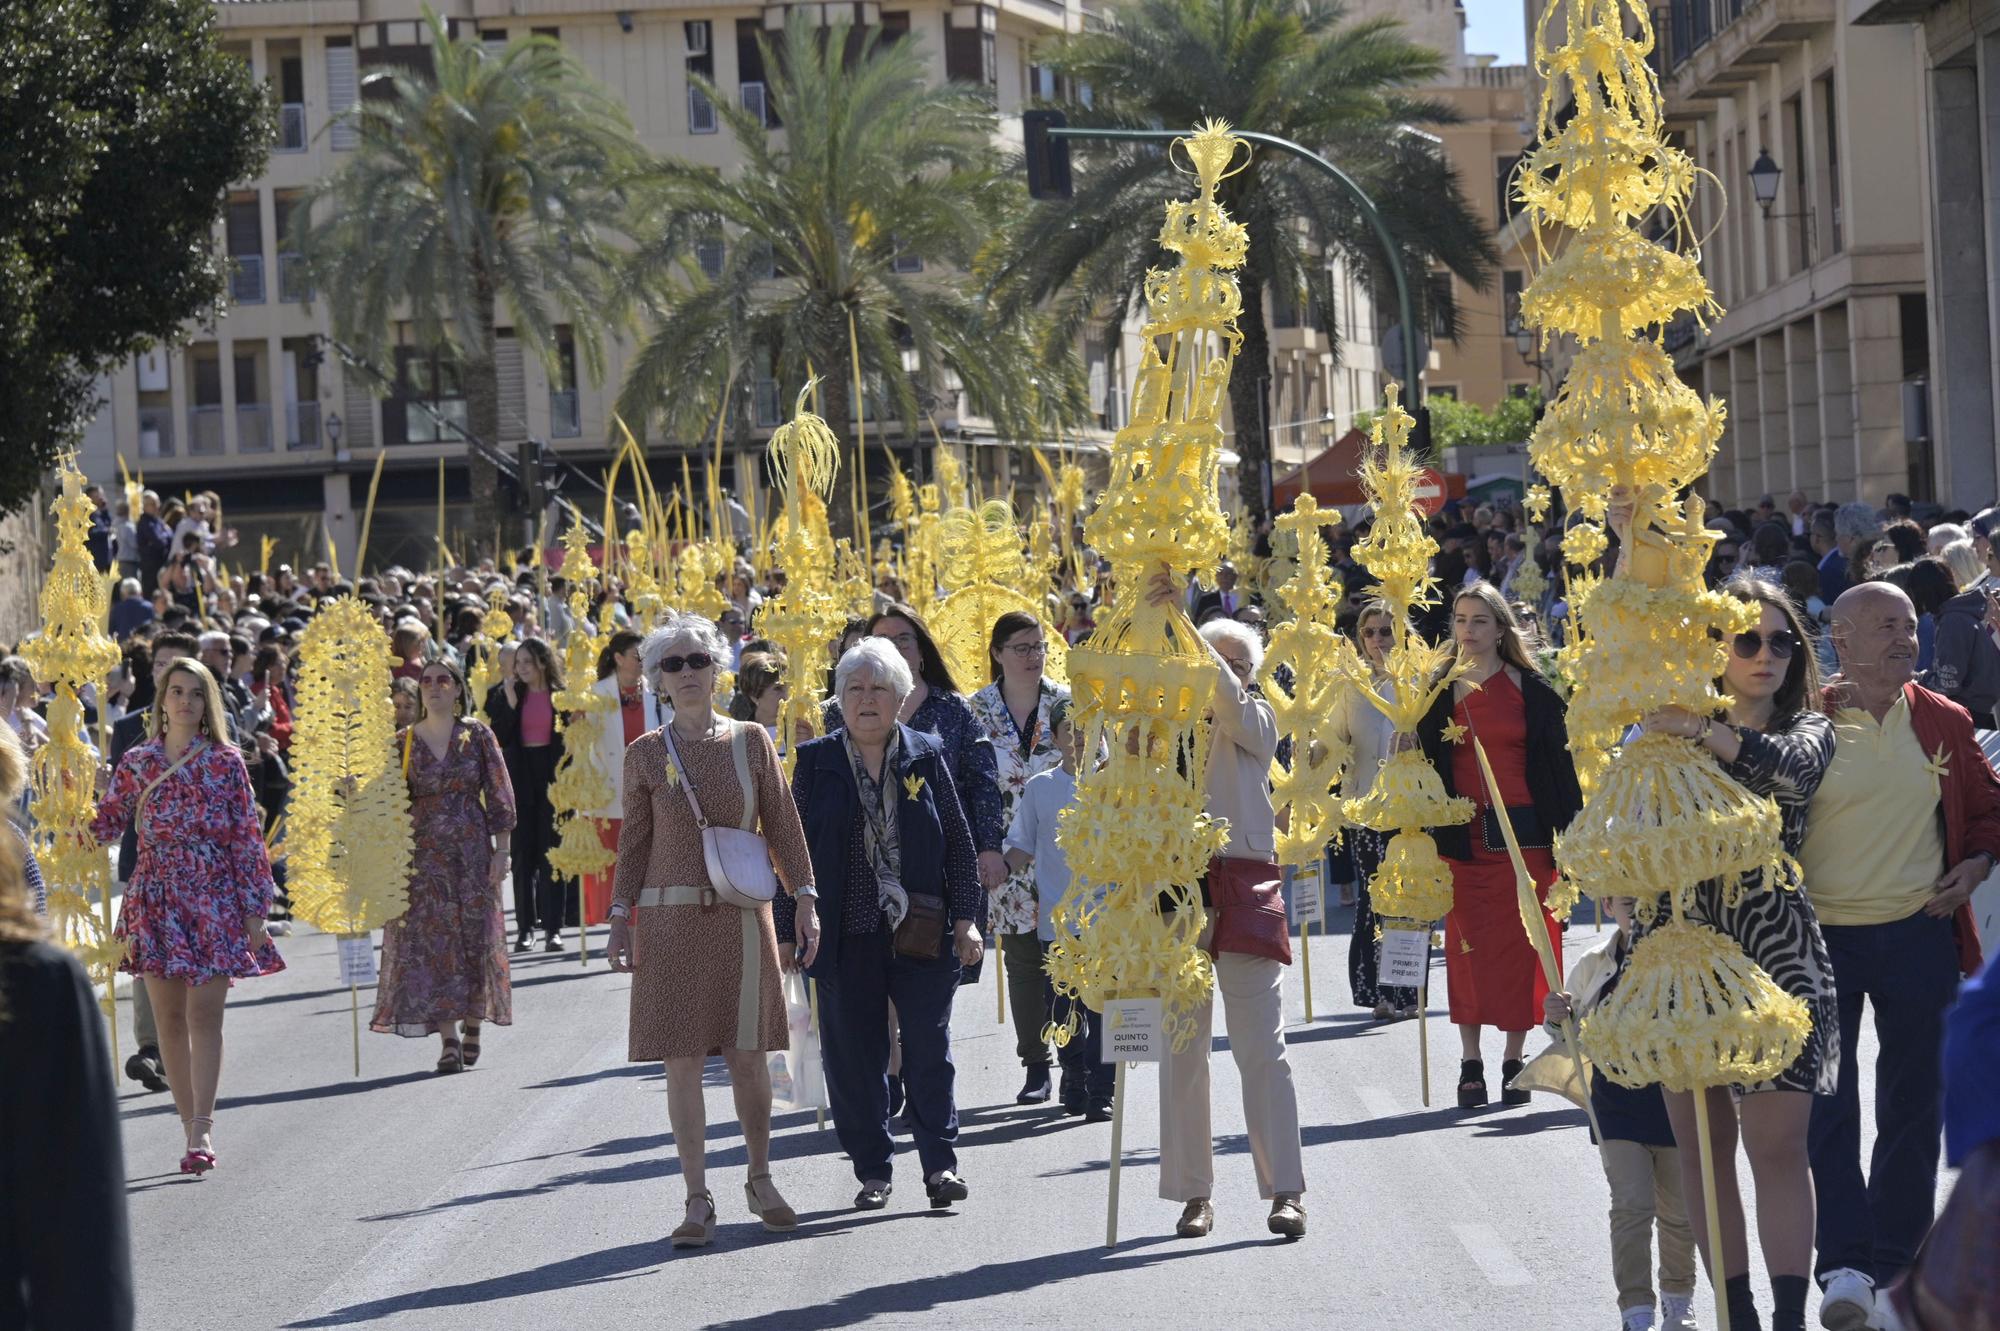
[1175, 1198, 1214, 1238]
[670, 1192, 716, 1248]
[745, 1174, 798, 1233]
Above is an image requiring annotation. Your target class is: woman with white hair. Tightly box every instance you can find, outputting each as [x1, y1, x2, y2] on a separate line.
[605, 613, 819, 1249]
[785, 637, 984, 1213]
[1143, 573, 1308, 1241]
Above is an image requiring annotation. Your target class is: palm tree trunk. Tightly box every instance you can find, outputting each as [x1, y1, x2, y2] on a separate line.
[811, 332, 857, 543]
[1230, 267, 1275, 528]
[466, 278, 502, 553]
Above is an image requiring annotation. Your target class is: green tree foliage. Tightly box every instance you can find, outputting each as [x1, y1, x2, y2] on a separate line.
[295, 9, 641, 537]
[1355, 391, 1541, 451]
[617, 11, 1082, 529]
[989, 0, 1496, 526]
[0, 0, 270, 515]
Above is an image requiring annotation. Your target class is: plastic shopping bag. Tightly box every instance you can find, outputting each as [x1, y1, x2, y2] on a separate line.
[768, 971, 828, 1111]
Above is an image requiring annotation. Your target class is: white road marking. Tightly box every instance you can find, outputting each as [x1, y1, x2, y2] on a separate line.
[1451, 1222, 1535, 1286]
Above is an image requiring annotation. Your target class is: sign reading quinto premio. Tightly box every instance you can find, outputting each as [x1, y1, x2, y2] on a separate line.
[1103, 997, 1163, 1063]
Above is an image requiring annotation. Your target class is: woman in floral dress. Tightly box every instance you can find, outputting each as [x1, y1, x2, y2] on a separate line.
[372, 659, 517, 1072]
[967, 611, 1069, 1104]
[92, 658, 284, 1176]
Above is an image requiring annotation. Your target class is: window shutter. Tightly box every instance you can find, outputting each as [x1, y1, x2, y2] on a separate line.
[326, 42, 359, 150]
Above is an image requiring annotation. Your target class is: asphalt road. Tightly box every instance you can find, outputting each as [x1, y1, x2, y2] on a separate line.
[116, 904, 1929, 1331]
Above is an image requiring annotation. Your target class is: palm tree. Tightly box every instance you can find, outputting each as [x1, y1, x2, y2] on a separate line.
[991, 0, 1496, 525]
[616, 11, 1081, 531]
[295, 9, 641, 539]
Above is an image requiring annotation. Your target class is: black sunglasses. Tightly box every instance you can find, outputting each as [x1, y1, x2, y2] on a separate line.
[1731, 630, 1798, 661]
[657, 652, 715, 674]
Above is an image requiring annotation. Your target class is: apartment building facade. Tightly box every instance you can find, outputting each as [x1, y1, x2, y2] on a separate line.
[76, 0, 1091, 571]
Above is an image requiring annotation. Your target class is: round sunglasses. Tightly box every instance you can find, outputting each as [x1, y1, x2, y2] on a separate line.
[1730, 630, 1798, 661]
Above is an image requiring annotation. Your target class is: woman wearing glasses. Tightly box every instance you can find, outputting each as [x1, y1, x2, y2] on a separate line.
[1341, 602, 1419, 1019]
[605, 614, 820, 1249]
[1628, 573, 1837, 1331]
[967, 611, 1071, 1106]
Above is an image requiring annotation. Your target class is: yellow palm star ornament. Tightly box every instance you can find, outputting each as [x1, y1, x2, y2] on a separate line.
[1519, 9, 1810, 1324]
[754, 382, 849, 773]
[1046, 121, 1250, 1055]
[1337, 389, 1473, 929]
[547, 517, 616, 884]
[930, 499, 1069, 689]
[22, 462, 125, 1001]
[468, 584, 515, 721]
[1259, 495, 1357, 867]
[288, 598, 415, 937]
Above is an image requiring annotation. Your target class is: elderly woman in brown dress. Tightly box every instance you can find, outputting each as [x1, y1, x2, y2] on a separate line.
[371, 659, 517, 1073]
[606, 612, 821, 1249]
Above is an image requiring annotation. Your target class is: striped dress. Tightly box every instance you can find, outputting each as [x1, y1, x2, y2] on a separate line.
[1631, 710, 1840, 1095]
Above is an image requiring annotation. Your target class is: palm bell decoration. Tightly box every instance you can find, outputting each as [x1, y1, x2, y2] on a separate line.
[755, 383, 849, 773]
[1337, 390, 1473, 927]
[468, 584, 514, 719]
[930, 498, 1069, 689]
[288, 598, 414, 936]
[547, 517, 616, 882]
[1046, 120, 1250, 1052]
[21, 462, 124, 984]
[1258, 495, 1356, 867]
[1519, 11, 1810, 1322]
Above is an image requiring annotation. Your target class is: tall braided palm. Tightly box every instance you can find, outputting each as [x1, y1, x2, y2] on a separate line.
[295, 8, 641, 537]
[617, 11, 1081, 531]
[990, 0, 1495, 524]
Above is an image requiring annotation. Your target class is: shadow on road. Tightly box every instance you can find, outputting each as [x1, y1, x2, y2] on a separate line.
[119, 1070, 437, 1121]
[281, 1239, 666, 1327]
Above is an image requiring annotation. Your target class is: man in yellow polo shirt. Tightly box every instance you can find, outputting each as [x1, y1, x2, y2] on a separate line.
[1801, 583, 1999, 1330]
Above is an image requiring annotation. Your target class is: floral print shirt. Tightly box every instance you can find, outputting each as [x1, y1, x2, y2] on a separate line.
[969, 678, 1070, 934]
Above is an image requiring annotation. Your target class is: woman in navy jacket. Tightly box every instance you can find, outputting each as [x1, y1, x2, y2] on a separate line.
[779, 638, 984, 1213]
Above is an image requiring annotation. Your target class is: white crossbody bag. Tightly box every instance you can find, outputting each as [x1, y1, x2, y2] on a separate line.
[660, 719, 778, 910]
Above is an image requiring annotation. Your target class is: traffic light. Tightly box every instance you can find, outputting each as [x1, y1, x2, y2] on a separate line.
[1025, 109, 1073, 201]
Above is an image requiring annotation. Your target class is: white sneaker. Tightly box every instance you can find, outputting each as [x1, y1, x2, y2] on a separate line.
[1661, 1293, 1699, 1330]
[1819, 1268, 1875, 1331]
[1620, 1307, 1657, 1331]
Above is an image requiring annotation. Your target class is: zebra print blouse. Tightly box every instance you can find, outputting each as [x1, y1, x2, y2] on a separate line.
[1721, 709, 1836, 856]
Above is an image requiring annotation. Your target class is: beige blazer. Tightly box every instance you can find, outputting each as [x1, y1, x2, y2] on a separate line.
[1205, 661, 1279, 860]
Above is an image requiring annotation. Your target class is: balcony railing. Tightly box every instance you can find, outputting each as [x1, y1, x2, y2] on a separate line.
[277, 253, 312, 303]
[138, 406, 174, 458]
[278, 103, 307, 152]
[189, 405, 225, 455]
[287, 401, 320, 450]
[237, 403, 273, 453]
[549, 389, 581, 438]
[230, 255, 265, 305]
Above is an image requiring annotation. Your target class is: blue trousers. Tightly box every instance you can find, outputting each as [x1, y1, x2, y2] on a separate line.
[818, 929, 960, 1185]
[1049, 977, 1114, 1101]
[1808, 909, 1961, 1283]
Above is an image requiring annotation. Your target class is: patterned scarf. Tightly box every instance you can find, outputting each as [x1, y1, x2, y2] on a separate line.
[844, 728, 907, 929]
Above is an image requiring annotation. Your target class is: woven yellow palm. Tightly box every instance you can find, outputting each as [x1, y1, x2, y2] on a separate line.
[1523, 10, 1808, 1318]
[931, 499, 1069, 689]
[1048, 121, 1252, 1051]
[548, 520, 615, 881]
[623, 529, 667, 624]
[755, 383, 849, 772]
[675, 537, 730, 621]
[1261, 496, 1357, 866]
[1581, 908, 1811, 1093]
[468, 585, 514, 720]
[833, 537, 875, 619]
[21, 463, 124, 982]
[1337, 389, 1472, 926]
[288, 598, 414, 936]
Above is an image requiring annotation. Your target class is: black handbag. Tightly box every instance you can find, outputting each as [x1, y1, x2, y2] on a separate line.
[1481, 804, 1550, 853]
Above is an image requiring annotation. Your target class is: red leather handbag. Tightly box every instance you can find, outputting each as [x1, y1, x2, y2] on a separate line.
[1205, 856, 1292, 965]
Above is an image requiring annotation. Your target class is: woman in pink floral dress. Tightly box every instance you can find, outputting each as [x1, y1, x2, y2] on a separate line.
[372, 659, 517, 1073]
[92, 658, 283, 1176]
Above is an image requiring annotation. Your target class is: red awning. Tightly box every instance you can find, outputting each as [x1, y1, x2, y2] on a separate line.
[1270, 428, 1468, 512]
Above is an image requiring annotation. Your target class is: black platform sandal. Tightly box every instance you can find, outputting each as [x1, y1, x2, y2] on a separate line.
[1457, 1058, 1488, 1109]
[1500, 1057, 1529, 1105]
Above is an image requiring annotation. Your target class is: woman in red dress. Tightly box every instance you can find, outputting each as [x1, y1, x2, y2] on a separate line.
[1417, 583, 1581, 1110]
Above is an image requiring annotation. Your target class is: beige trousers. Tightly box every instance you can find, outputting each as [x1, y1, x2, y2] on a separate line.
[1158, 934, 1305, 1203]
[1600, 1138, 1698, 1311]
